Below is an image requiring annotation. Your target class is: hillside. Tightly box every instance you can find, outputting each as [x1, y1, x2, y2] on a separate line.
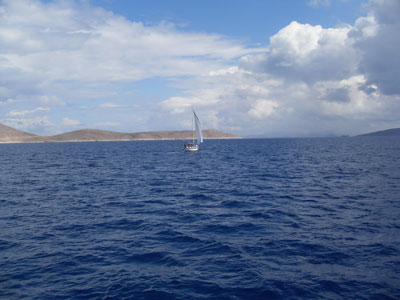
[42, 129, 134, 142]
[0, 123, 240, 143]
[357, 128, 400, 137]
[42, 129, 240, 142]
[0, 123, 39, 142]
[129, 129, 239, 141]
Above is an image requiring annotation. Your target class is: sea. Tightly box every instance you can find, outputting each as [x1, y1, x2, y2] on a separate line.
[0, 137, 399, 300]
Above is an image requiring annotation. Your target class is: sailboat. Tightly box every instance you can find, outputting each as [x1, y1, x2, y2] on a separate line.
[184, 108, 203, 151]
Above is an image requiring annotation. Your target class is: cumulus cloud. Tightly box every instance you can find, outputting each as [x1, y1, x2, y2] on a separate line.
[351, 0, 400, 95]
[163, 0, 400, 136]
[162, 67, 285, 133]
[38, 95, 65, 106]
[1, 0, 399, 136]
[0, 0, 260, 133]
[62, 117, 80, 126]
[240, 21, 357, 84]
[0, 0, 249, 83]
[0, 98, 14, 106]
[248, 100, 279, 119]
[4, 116, 53, 131]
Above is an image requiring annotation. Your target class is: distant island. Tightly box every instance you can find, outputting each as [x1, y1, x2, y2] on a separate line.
[2, 123, 399, 143]
[0, 123, 240, 143]
[356, 128, 400, 137]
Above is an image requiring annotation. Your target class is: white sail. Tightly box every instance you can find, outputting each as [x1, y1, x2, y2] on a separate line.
[184, 108, 202, 151]
[193, 110, 203, 144]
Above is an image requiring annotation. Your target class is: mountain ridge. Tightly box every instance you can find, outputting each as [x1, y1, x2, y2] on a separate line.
[357, 128, 400, 137]
[0, 123, 39, 140]
[0, 124, 241, 143]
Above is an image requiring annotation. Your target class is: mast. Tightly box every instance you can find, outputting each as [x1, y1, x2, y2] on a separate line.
[192, 107, 195, 144]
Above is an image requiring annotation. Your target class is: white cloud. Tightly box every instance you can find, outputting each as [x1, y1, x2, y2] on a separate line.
[0, 0, 251, 83]
[4, 116, 53, 131]
[162, 0, 400, 136]
[7, 107, 49, 117]
[316, 75, 381, 116]
[248, 100, 279, 119]
[38, 95, 65, 106]
[99, 103, 127, 109]
[0, 0, 262, 134]
[0, 98, 15, 106]
[0, 0, 399, 136]
[62, 117, 80, 126]
[162, 67, 284, 133]
[240, 21, 357, 83]
[351, 0, 400, 95]
[308, 0, 331, 7]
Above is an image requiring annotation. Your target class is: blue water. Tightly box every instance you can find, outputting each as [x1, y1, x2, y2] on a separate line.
[1, 137, 399, 299]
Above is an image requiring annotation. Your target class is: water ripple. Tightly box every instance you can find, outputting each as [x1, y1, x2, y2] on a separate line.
[1, 138, 399, 299]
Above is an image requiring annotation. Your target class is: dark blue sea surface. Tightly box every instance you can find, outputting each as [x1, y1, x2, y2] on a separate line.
[1, 137, 399, 299]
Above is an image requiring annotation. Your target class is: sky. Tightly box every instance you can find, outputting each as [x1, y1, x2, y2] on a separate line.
[0, 0, 399, 137]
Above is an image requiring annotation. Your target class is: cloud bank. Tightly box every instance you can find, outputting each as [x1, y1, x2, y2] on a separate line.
[0, 0, 399, 136]
[163, 0, 400, 136]
[0, 0, 252, 134]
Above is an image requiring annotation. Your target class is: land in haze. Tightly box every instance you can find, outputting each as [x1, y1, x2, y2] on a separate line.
[2, 123, 399, 143]
[0, 123, 240, 143]
[356, 128, 400, 137]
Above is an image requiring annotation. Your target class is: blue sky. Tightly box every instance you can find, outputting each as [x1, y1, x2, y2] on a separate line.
[90, 0, 365, 44]
[0, 0, 399, 137]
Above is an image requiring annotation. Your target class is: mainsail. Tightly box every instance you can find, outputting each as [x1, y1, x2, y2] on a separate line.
[184, 108, 203, 151]
[193, 110, 203, 144]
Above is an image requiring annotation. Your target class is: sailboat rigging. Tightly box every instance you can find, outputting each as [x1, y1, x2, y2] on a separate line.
[184, 108, 203, 151]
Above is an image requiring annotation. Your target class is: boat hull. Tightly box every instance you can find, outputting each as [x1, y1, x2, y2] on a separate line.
[184, 144, 199, 151]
